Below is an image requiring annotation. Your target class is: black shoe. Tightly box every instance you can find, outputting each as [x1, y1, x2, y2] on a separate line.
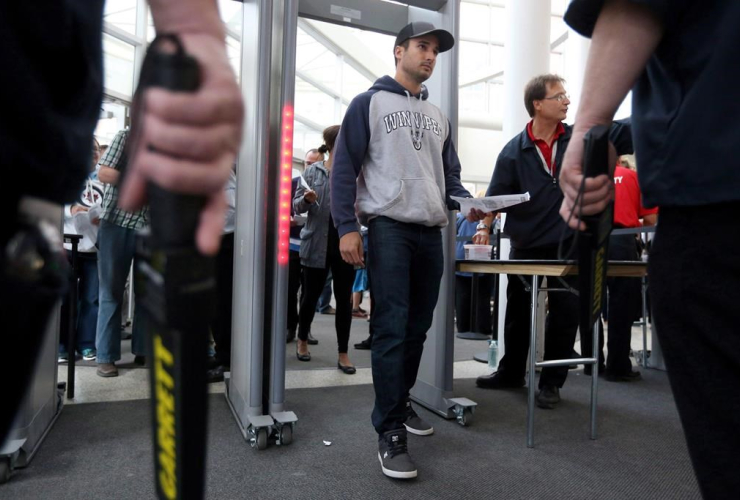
[354, 337, 372, 350]
[536, 385, 561, 409]
[476, 371, 526, 389]
[206, 365, 228, 383]
[286, 329, 296, 343]
[403, 401, 433, 436]
[378, 429, 417, 479]
[134, 355, 146, 367]
[307, 332, 319, 345]
[605, 369, 642, 382]
[296, 344, 311, 362]
[337, 362, 356, 374]
[584, 364, 605, 376]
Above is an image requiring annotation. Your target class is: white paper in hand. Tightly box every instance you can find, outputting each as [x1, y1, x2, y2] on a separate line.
[452, 192, 530, 214]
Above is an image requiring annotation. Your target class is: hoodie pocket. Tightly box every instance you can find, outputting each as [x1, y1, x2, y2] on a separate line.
[377, 178, 446, 224]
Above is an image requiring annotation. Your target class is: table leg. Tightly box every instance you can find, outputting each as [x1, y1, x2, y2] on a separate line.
[641, 276, 648, 368]
[527, 274, 539, 448]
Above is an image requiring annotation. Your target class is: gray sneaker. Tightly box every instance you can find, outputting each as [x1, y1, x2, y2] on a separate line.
[403, 401, 434, 436]
[378, 429, 417, 479]
[96, 362, 119, 378]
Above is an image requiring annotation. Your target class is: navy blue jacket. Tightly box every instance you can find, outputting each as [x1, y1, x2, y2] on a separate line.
[487, 120, 632, 250]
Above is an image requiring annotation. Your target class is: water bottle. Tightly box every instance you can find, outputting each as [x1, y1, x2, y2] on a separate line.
[488, 340, 499, 369]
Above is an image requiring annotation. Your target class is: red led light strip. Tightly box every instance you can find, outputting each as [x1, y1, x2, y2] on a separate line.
[277, 104, 294, 265]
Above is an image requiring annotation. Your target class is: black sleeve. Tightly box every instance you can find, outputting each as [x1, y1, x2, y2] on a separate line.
[485, 153, 520, 201]
[609, 118, 634, 156]
[565, 0, 686, 38]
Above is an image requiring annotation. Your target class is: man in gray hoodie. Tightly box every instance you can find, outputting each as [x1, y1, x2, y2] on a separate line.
[331, 22, 484, 480]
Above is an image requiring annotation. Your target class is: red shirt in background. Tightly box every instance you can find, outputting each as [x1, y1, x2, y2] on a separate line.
[613, 166, 658, 228]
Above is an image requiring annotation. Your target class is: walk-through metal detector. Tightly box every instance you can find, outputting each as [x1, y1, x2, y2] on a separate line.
[226, 0, 475, 450]
[225, 0, 299, 450]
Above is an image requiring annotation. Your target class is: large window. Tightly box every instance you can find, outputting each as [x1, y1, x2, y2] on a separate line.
[103, 0, 242, 103]
[293, 19, 389, 160]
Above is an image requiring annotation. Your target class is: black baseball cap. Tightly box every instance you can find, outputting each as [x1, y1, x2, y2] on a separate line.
[394, 22, 455, 53]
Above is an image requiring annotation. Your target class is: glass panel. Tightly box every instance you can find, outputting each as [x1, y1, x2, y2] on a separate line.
[460, 3, 490, 40]
[486, 82, 504, 117]
[220, 0, 242, 79]
[551, 15, 568, 44]
[341, 63, 371, 101]
[293, 121, 324, 161]
[459, 40, 489, 75]
[294, 77, 336, 129]
[219, 0, 242, 32]
[296, 32, 337, 91]
[104, 0, 137, 36]
[490, 6, 507, 42]
[95, 101, 129, 145]
[488, 46, 504, 71]
[459, 83, 486, 113]
[550, 52, 564, 78]
[103, 33, 136, 97]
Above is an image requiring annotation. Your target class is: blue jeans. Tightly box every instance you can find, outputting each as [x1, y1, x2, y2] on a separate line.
[367, 217, 444, 435]
[60, 252, 99, 353]
[96, 220, 147, 363]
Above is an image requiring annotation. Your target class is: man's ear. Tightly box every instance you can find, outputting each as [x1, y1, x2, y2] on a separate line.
[394, 45, 404, 64]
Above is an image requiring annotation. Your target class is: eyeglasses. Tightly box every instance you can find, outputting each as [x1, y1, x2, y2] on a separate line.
[542, 93, 570, 102]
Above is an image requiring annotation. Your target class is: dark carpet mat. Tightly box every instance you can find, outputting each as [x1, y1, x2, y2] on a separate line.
[2, 371, 700, 500]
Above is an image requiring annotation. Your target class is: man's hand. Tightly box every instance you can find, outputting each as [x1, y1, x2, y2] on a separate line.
[303, 189, 318, 204]
[339, 232, 364, 267]
[465, 208, 489, 222]
[472, 231, 489, 245]
[558, 128, 615, 231]
[119, 32, 243, 256]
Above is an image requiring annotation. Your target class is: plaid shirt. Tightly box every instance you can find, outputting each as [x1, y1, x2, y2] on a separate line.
[99, 129, 149, 230]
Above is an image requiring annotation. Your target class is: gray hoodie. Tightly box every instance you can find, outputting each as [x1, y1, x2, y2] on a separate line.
[330, 75, 471, 238]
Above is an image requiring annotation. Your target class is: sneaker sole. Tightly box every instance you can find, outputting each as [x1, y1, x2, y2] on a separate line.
[83, 356, 96, 361]
[377, 452, 417, 479]
[96, 369, 119, 378]
[404, 423, 434, 436]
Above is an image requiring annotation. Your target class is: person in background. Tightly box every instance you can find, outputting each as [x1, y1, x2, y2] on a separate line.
[287, 150, 323, 344]
[293, 125, 356, 374]
[351, 226, 370, 319]
[474, 74, 632, 412]
[454, 191, 494, 336]
[95, 129, 149, 377]
[207, 167, 237, 383]
[59, 138, 105, 362]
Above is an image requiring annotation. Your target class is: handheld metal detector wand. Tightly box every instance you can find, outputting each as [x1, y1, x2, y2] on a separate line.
[577, 125, 613, 361]
[131, 34, 215, 500]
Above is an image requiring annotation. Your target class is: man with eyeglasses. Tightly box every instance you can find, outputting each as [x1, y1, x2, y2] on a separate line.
[473, 74, 632, 410]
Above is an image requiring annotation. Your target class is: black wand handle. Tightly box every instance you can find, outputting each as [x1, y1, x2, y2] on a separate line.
[578, 125, 613, 338]
[138, 34, 202, 250]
